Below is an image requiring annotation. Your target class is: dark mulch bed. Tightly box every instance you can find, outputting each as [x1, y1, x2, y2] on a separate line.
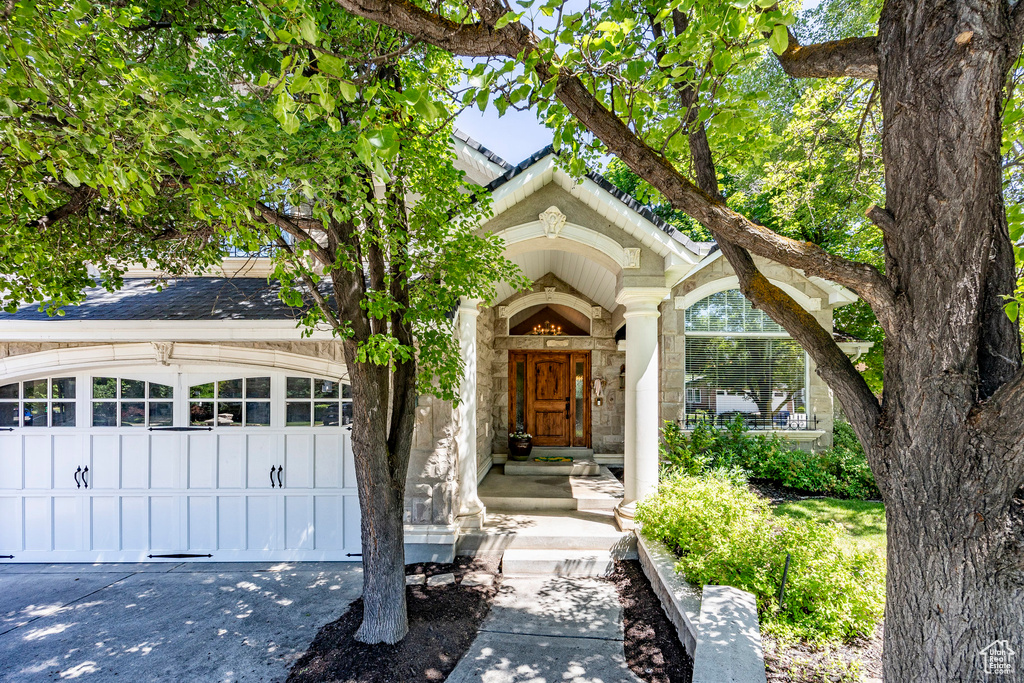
[610, 560, 693, 683]
[287, 556, 500, 683]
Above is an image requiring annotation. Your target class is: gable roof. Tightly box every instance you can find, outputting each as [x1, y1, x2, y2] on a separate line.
[485, 145, 714, 258]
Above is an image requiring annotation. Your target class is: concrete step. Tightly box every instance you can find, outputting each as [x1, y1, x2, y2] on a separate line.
[529, 447, 594, 458]
[502, 548, 616, 577]
[504, 459, 602, 476]
[457, 511, 636, 557]
[480, 493, 577, 511]
[478, 466, 624, 513]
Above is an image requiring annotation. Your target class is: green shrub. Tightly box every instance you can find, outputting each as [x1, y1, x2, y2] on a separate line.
[660, 418, 880, 500]
[637, 471, 885, 643]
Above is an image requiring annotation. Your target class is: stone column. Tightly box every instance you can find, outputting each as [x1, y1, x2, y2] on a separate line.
[457, 297, 486, 528]
[615, 287, 670, 530]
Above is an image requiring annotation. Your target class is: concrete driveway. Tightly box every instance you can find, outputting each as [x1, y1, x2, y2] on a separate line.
[0, 562, 363, 682]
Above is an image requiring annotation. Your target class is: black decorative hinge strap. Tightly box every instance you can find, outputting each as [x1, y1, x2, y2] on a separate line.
[147, 553, 213, 559]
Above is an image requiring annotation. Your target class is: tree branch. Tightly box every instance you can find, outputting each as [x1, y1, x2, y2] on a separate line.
[27, 186, 97, 229]
[1010, 0, 1024, 63]
[255, 202, 333, 267]
[776, 32, 879, 79]
[274, 236, 343, 330]
[331, 0, 898, 330]
[684, 98, 882, 453]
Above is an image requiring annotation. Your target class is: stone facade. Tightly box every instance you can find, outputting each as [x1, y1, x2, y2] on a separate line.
[405, 394, 458, 527]
[484, 273, 626, 458]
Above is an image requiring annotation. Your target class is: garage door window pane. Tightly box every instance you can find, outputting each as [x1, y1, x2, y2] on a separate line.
[286, 402, 311, 426]
[219, 379, 243, 399]
[24, 380, 48, 400]
[0, 383, 17, 400]
[246, 401, 271, 426]
[0, 403, 19, 426]
[190, 402, 214, 426]
[93, 402, 117, 427]
[314, 402, 339, 426]
[121, 402, 146, 427]
[315, 379, 339, 399]
[217, 402, 243, 426]
[24, 402, 47, 427]
[287, 377, 311, 399]
[52, 378, 76, 399]
[149, 383, 174, 399]
[149, 402, 173, 427]
[93, 377, 117, 399]
[120, 379, 145, 399]
[246, 377, 271, 399]
[190, 382, 214, 399]
[342, 402, 352, 425]
[52, 403, 75, 427]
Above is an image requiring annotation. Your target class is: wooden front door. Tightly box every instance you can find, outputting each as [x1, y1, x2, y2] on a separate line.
[509, 351, 590, 448]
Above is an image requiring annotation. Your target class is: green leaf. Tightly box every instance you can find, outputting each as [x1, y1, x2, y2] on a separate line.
[1007, 301, 1019, 322]
[769, 25, 789, 56]
[494, 11, 521, 29]
[338, 81, 358, 102]
[317, 54, 347, 78]
[299, 17, 318, 44]
[64, 169, 81, 187]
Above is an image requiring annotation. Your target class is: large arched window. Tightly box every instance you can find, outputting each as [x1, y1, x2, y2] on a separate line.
[684, 289, 809, 429]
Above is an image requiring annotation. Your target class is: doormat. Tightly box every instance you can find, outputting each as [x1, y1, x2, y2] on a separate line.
[534, 456, 573, 462]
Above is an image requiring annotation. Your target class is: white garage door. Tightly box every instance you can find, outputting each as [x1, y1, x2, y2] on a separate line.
[0, 369, 361, 562]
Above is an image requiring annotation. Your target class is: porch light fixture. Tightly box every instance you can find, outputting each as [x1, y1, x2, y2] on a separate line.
[529, 320, 564, 336]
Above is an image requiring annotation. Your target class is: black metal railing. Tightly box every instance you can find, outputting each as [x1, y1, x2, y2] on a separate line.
[680, 413, 821, 431]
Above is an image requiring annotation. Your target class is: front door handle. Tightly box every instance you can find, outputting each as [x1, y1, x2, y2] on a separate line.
[276, 465, 283, 488]
[82, 466, 89, 489]
[74, 466, 81, 489]
[270, 465, 276, 488]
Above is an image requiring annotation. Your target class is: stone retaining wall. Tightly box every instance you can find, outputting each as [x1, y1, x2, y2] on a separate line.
[636, 533, 768, 683]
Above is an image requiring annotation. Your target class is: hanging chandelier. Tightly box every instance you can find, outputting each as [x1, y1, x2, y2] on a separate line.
[529, 320, 564, 336]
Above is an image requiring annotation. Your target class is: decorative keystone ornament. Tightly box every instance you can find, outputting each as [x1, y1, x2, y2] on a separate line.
[539, 206, 567, 239]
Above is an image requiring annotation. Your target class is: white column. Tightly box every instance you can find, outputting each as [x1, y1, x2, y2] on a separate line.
[457, 297, 486, 528]
[615, 287, 670, 530]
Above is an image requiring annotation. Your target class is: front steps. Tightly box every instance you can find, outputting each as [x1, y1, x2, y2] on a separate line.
[479, 468, 622, 511]
[503, 447, 601, 476]
[467, 467, 633, 577]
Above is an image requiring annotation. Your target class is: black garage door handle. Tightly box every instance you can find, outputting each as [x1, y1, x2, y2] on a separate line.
[74, 466, 81, 489]
[276, 465, 283, 488]
[270, 465, 276, 488]
[82, 466, 89, 489]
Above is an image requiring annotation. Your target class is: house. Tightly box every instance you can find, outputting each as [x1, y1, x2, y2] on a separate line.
[0, 132, 870, 564]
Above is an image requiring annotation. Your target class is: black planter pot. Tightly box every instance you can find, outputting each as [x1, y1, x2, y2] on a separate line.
[508, 438, 533, 461]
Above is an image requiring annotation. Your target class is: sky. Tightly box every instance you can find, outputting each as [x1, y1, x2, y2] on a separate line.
[454, 0, 822, 166]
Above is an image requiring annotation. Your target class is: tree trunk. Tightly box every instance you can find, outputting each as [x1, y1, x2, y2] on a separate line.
[875, 2, 1024, 679]
[347, 357, 411, 644]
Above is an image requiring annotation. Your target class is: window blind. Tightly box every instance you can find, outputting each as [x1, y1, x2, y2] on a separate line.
[684, 337, 806, 421]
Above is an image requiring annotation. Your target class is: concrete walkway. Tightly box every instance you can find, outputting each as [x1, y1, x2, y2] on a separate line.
[0, 562, 362, 682]
[446, 575, 642, 683]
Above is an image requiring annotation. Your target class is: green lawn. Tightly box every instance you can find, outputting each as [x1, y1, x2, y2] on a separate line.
[774, 498, 887, 557]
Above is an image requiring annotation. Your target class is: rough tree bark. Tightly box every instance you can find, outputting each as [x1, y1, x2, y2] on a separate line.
[328, 0, 1024, 678]
[263, 201, 418, 645]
